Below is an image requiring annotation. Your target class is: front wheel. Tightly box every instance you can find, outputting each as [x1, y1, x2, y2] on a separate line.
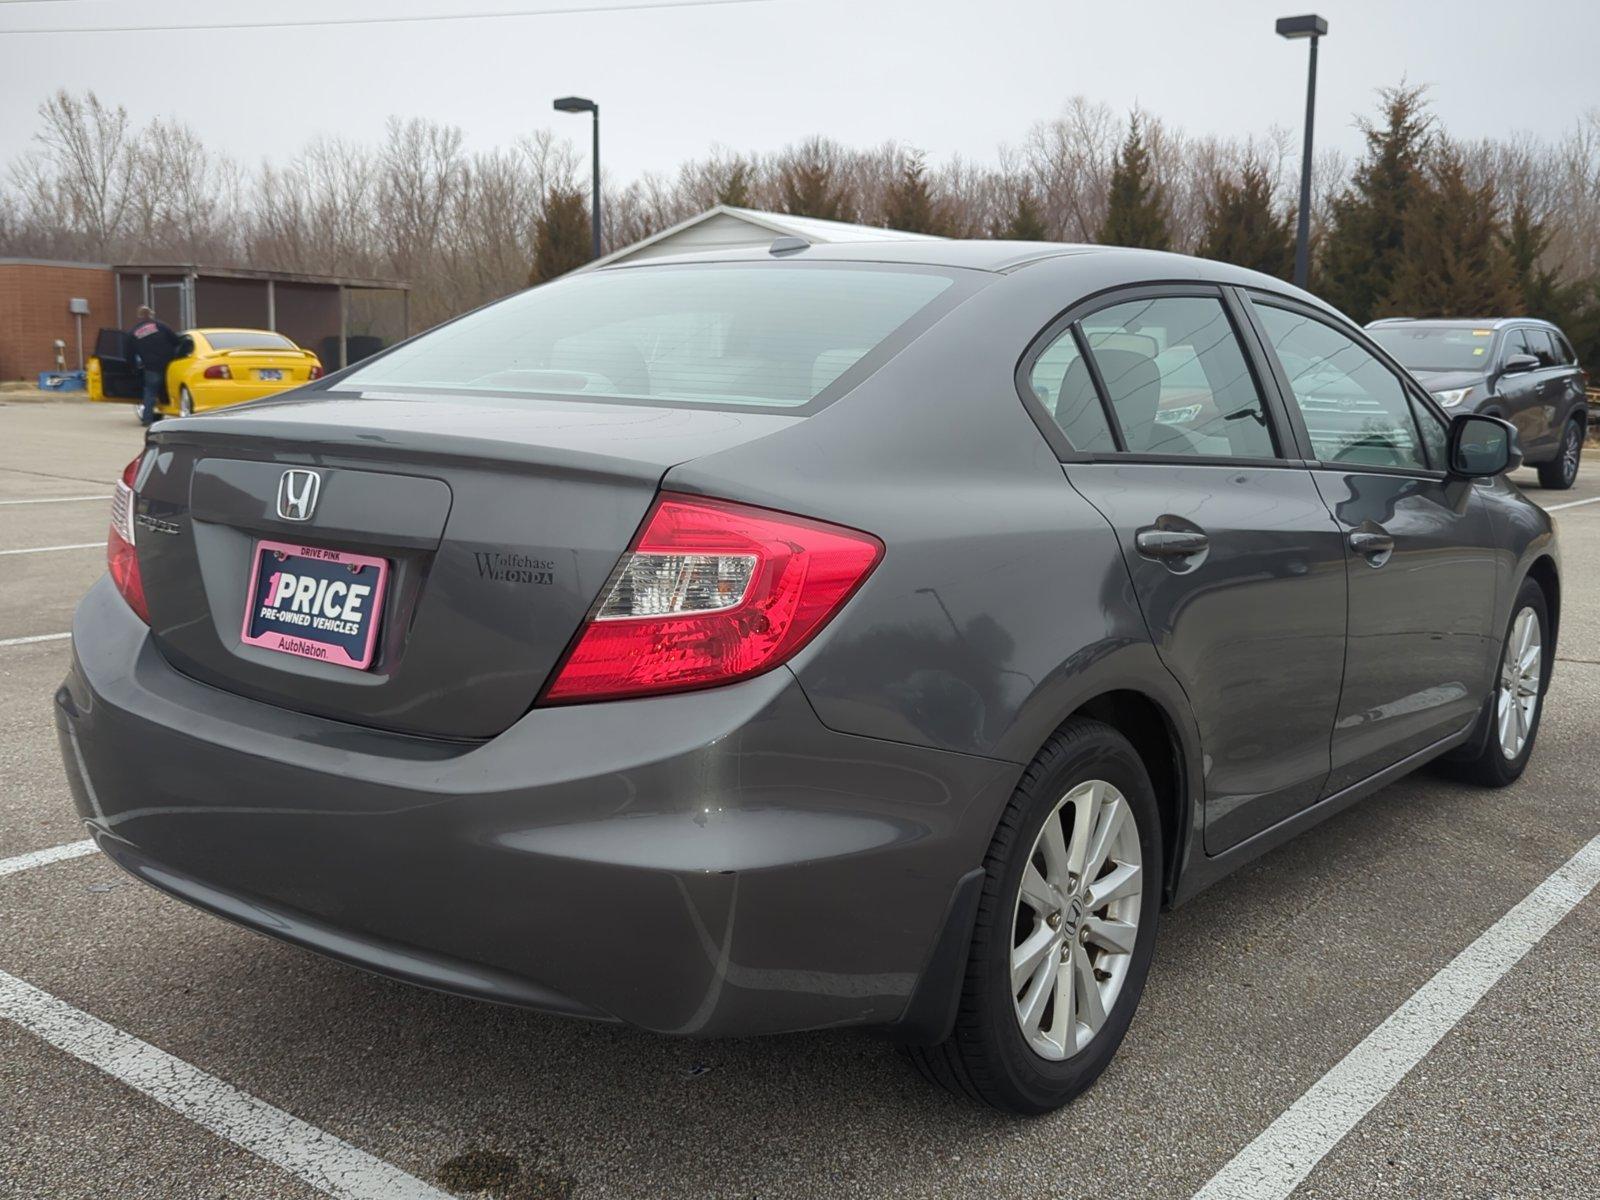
[178, 386, 195, 417]
[907, 718, 1162, 1113]
[1448, 578, 1549, 787]
[1537, 419, 1583, 490]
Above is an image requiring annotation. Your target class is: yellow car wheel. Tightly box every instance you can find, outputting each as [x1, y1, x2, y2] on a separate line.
[179, 386, 195, 417]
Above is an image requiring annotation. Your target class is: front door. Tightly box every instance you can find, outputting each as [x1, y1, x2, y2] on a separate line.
[93, 328, 141, 398]
[1025, 289, 1349, 854]
[1249, 297, 1499, 794]
[1495, 327, 1553, 457]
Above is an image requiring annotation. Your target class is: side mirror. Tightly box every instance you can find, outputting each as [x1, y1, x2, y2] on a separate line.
[1501, 353, 1539, 375]
[1449, 412, 1522, 477]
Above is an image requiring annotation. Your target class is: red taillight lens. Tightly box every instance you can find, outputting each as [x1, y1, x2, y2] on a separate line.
[308, 364, 324, 380]
[203, 364, 231, 379]
[108, 455, 149, 624]
[540, 494, 883, 704]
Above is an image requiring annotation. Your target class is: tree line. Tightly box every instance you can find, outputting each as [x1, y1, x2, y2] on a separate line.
[3, 87, 1598, 366]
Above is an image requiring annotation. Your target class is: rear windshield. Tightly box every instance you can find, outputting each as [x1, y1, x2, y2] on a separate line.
[1368, 325, 1494, 372]
[205, 331, 297, 351]
[339, 264, 961, 409]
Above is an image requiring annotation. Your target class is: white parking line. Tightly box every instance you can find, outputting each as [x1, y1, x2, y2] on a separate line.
[0, 969, 454, 1200]
[0, 632, 71, 648]
[0, 542, 101, 556]
[0, 839, 98, 879]
[1543, 494, 1600, 512]
[0, 494, 108, 506]
[1192, 831, 1600, 1200]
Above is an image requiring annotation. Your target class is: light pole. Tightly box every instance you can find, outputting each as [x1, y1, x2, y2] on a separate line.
[553, 95, 602, 261]
[1276, 14, 1327, 289]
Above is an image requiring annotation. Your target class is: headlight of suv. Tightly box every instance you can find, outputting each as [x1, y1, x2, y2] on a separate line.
[1431, 387, 1472, 408]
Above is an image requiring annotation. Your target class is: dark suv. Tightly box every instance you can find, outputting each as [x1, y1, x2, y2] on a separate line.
[1367, 317, 1588, 489]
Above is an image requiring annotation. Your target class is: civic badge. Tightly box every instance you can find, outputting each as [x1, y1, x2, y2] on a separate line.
[276, 469, 321, 522]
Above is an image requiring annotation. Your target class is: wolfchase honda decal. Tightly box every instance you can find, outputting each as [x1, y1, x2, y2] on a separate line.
[240, 539, 390, 669]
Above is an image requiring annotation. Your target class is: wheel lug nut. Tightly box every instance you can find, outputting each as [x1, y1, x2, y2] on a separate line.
[1047, 912, 1062, 930]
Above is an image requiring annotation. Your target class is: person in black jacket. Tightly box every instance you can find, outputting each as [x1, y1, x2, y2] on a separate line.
[129, 305, 179, 425]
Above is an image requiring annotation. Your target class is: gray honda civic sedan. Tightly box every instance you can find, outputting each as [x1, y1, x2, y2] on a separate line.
[57, 240, 1557, 1113]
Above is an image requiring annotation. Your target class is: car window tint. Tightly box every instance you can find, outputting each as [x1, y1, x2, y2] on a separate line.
[204, 331, 297, 351]
[1255, 303, 1427, 471]
[1505, 327, 1538, 364]
[1553, 331, 1577, 365]
[1526, 329, 1561, 368]
[1078, 296, 1277, 459]
[1026, 328, 1118, 452]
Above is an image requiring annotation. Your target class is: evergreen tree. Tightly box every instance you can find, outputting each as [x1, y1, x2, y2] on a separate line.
[883, 151, 948, 235]
[1381, 146, 1520, 317]
[1501, 198, 1581, 321]
[1317, 84, 1432, 321]
[776, 138, 854, 222]
[996, 188, 1050, 240]
[527, 184, 591, 285]
[1096, 114, 1170, 251]
[1198, 163, 1295, 278]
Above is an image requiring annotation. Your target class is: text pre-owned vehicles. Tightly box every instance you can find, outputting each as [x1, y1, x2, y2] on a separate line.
[1367, 317, 1588, 489]
[89, 327, 324, 417]
[57, 243, 1557, 1114]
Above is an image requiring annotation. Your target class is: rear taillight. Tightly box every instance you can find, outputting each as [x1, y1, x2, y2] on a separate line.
[203, 364, 231, 379]
[540, 494, 883, 704]
[308, 364, 324, 380]
[108, 455, 149, 624]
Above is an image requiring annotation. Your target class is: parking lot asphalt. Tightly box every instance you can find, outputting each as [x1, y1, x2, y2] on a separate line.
[2, 395, 1597, 1200]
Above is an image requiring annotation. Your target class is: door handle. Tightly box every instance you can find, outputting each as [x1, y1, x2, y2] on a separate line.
[1349, 529, 1394, 565]
[1135, 528, 1210, 560]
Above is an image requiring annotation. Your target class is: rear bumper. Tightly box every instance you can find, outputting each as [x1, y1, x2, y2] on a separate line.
[56, 576, 1014, 1037]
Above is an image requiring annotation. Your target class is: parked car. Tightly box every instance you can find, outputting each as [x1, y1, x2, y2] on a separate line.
[1367, 317, 1587, 489]
[88, 327, 323, 417]
[58, 242, 1558, 1114]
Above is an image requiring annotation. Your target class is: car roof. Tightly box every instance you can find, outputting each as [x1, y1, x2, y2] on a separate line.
[1366, 316, 1562, 332]
[597, 237, 1323, 299]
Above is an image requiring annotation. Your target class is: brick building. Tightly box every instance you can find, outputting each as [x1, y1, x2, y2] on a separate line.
[0, 259, 408, 382]
[0, 259, 118, 380]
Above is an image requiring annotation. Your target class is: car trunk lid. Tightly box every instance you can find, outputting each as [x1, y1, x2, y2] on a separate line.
[133, 393, 801, 738]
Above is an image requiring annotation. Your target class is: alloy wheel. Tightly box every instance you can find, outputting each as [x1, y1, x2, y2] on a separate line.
[180, 387, 194, 417]
[1497, 606, 1542, 760]
[1561, 424, 1581, 484]
[1010, 779, 1142, 1060]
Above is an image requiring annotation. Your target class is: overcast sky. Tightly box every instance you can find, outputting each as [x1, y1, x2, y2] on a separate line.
[3, 0, 1598, 186]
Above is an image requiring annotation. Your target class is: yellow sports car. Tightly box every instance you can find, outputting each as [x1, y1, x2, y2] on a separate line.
[88, 327, 324, 416]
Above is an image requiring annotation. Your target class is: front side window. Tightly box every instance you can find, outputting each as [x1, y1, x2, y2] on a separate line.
[1254, 302, 1427, 471]
[1077, 296, 1277, 459]
[339, 264, 959, 410]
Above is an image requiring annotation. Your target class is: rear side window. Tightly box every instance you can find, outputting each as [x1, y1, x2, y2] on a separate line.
[1026, 329, 1119, 452]
[1078, 296, 1278, 459]
[1255, 303, 1427, 471]
[340, 264, 959, 410]
[1552, 330, 1577, 365]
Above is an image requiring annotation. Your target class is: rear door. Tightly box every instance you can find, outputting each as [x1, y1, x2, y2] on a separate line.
[93, 328, 141, 397]
[1023, 285, 1349, 853]
[1245, 295, 1499, 794]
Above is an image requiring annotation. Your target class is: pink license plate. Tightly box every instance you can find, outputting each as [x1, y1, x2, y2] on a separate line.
[240, 539, 389, 669]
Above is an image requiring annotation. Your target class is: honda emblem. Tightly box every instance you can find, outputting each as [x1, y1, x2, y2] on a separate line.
[276, 469, 321, 522]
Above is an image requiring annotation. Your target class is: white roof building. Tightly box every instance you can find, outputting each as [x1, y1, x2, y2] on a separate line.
[583, 205, 939, 270]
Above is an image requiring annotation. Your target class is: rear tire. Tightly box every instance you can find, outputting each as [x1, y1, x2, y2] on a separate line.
[906, 718, 1162, 1114]
[1537, 419, 1582, 490]
[1447, 578, 1549, 787]
[179, 386, 195, 418]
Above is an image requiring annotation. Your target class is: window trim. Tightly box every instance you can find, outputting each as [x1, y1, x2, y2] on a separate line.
[1241, 289, 1454, 479]
[1013, 282, 1300, 467]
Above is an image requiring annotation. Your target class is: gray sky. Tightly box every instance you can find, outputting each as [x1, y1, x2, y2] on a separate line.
[3, 0, 1598, 184]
